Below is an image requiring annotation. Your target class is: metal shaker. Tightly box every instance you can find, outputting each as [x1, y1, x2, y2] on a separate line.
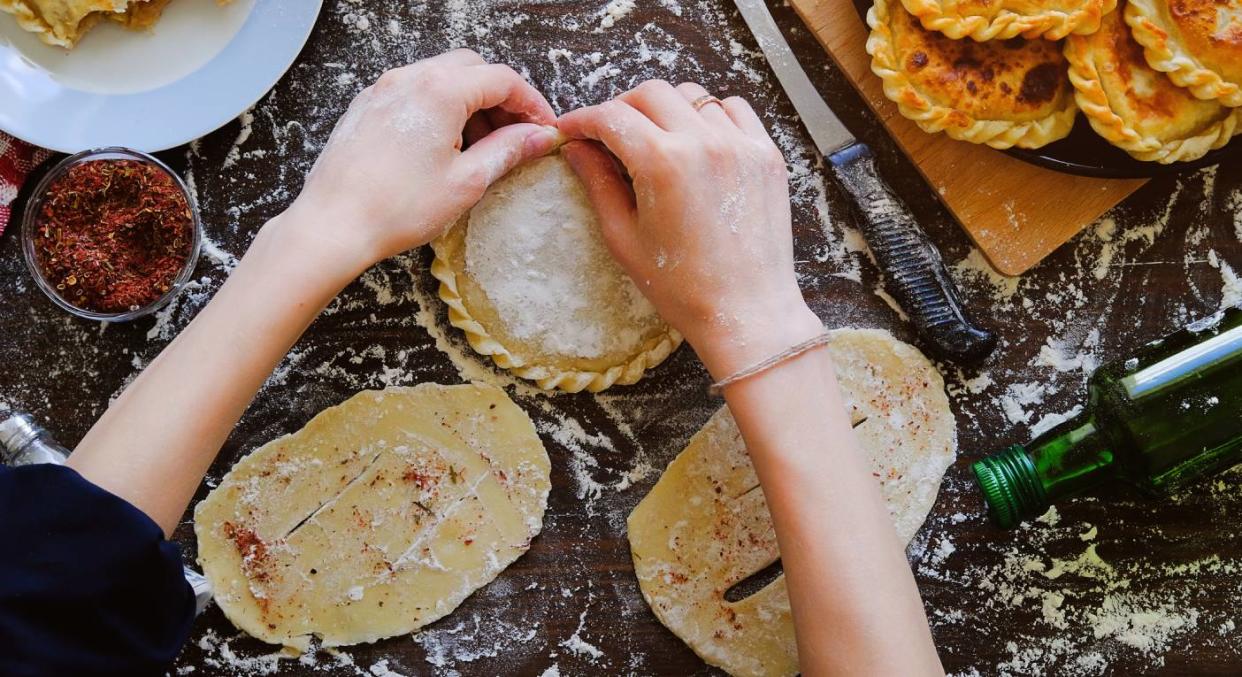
[0, 412, 213, 615]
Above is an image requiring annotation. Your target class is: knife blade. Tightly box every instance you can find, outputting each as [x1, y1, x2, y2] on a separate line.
[731, 0, 996, 363]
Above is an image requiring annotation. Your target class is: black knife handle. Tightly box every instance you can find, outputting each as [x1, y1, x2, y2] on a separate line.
[828, 143, 996, 363]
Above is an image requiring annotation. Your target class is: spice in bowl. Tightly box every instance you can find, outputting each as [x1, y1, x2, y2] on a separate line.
[28, 153, 196, 316]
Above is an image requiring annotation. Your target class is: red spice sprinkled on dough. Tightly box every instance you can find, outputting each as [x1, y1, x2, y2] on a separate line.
[222, 521, 270, 581]
[402, 466, 434, 489]
[222, 521, 274, 614]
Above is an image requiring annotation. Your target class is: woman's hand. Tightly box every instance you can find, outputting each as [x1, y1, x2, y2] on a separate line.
[286, 49, 560, 274]
[563, 82, 943, 676]
[69, 50, 561, 536]
[558, 81, 821, 378]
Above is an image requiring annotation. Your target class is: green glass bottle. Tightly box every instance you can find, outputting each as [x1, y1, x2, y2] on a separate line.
[974, 305, 1242, 528]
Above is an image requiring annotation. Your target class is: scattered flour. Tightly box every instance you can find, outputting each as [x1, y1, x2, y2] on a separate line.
[1028, 404, 1084, 438]
[0, 2, 1237, 676]
[999, 382, 1046, 425]
[598, 0, 636, 30]
[1207, 249, 1242, 308]
[560, 610, 605, 662]
[201, 233, 240, 273]
[222, 109, 256, 170]
[367, 659, 408, 677]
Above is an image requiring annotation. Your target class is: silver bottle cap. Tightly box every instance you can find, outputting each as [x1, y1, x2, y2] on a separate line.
[0, 414, 69, 466]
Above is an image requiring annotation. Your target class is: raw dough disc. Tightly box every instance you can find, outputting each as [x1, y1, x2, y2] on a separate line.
[430, 154, 682, 393]
[627, 329, 957, 677]
[194, 383, 551, 650]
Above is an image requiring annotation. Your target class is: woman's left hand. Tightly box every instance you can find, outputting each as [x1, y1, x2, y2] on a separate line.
[284, 48, 560, 273]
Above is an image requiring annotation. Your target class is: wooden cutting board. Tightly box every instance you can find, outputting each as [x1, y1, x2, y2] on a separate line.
[788, 0, 1147, 275]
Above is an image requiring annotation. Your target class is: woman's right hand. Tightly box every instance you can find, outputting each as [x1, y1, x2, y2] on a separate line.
[558, 81, 823, 378]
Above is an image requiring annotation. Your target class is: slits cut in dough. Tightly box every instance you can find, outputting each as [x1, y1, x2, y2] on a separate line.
[194, 384, 551, 650]
[1, 0, 170, 48]
[1125, 0, 1242, 107]
[431, 154, 681, 394]
[628, 329, 957, 677]
[902, 0, 1117, 40]
[1067, 6, 1240, 162]
[868, 0, 1079, 149]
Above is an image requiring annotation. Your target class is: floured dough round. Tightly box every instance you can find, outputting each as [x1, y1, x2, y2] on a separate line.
[627, 329, 957, 677]
[1066, 5, 1241, 163]
[194, 383, 551, 650]
[867, 0, 1079, 149]
[431, 154, 681, 393]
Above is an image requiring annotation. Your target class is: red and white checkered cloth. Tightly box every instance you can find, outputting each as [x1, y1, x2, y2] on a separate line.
[0, 133, 53, 237]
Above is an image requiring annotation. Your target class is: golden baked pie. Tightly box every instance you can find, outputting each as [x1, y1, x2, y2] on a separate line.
[430, 154, 681, 394]
[868, 0, 1079, 149]
[108, 0, 169, 29]
[1125, 0, 1242, 107]
[1067, 6, 1240, 162]
[902, 0, 1117, 40]
[3, 0, 119, 47]
[1, 0, 222, 48]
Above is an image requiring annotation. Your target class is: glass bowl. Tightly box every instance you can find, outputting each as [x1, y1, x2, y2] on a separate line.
[21, 147, 202, 322]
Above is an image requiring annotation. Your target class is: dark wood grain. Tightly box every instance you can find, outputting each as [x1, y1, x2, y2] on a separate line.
[1, 1, 1241, 675]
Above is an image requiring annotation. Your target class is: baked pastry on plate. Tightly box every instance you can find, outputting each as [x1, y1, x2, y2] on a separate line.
[902, 0, 1117, 41]
[1067, 5, 1240, 163]
[868, 0, 1079, 149]
[1124, 0, 1242, 107]
[430, 154, 681, 394]
[0, 0, 221, 48]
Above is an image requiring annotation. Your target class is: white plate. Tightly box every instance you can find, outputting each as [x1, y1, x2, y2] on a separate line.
[0, 0, 322, 153]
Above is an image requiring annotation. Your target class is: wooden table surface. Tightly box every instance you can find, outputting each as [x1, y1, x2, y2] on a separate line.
[2, 1, 1241, 675]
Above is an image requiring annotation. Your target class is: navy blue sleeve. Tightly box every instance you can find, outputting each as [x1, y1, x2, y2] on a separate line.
[0, 464, 196, 677]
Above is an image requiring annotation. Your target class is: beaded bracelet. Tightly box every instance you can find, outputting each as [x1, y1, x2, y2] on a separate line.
[708, 332, 833, 396]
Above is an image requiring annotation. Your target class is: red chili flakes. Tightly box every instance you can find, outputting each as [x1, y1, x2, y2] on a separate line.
[222, 521, 270, 580]
[33, 159, 193, 313]
[221, 521, 273, 614]
[402, 465, 434, 489]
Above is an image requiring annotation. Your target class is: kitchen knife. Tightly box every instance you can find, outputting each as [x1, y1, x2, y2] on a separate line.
[730, 0, 996, 363]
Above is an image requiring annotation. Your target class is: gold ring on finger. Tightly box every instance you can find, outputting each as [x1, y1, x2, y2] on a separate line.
[691, 94, 723, 111]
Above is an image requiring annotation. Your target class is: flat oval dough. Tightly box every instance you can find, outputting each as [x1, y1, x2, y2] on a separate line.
[627, 329, 957, 677]
[194, 383, 551, 650]
[1066, 4, 1241, 163]
[867, 0, 1079, 149]
[430, 154, 682, 394]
